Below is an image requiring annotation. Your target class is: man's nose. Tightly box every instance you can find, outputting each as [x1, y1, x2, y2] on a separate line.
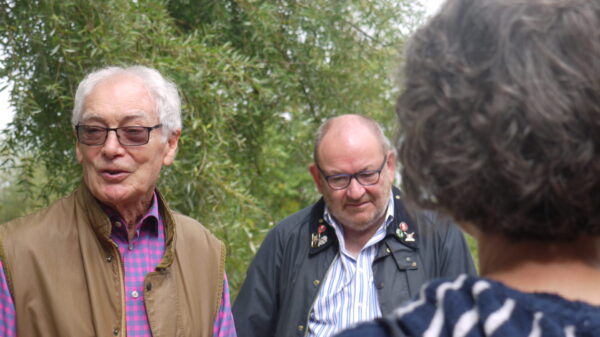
[345, 177, 366, 199]
[101, 130, 125, 156]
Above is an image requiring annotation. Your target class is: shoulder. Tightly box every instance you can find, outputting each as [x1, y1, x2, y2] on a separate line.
[171, 212, 213, 234]
[385, 275, 563, 336]
[170, 211, 223, 247]
[392, 187, 454, 228]
[249, 200, 323, 261]
[395, 198, 463, 244]
[263, 200, 321, 241]
[1, 191, 77, 239]
[377, 275, 481, 336]
[276, 202, 319, 231]
[388, 274, 600, 335]
[411, 208, 456, 234]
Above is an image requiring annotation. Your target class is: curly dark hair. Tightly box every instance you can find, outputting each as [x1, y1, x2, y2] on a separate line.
[397, 0, 600, 240]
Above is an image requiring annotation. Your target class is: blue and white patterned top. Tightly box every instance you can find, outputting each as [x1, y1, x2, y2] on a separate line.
[307, 194, 395, 337]
[336, 274, 600, 337]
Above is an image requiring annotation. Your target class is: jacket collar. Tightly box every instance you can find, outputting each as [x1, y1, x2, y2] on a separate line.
[386, 186, 418, 250]
[155, 189, 176, 270]
[308, 198, 338, 255]
[308, 186, 418, 255]
[75, 183, 177, 269]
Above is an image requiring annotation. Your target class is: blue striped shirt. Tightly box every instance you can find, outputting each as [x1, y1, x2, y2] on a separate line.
[307, 194, 395, 337]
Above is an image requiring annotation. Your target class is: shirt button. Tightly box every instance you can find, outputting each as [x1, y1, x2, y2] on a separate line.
[376, 282, 385, 289]
[131, 290, 139, 299]
[297, 325, 304, 331]
[113, 328, 119, 335]
[106, 256, 112, 263]
[128, 244, 134, 251]
[313, 279, 320, 286]
[114, 221, 122, 228]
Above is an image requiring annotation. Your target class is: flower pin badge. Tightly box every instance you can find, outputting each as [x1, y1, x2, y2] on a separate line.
[312, 224, 329, 248]
[396, 222, 415, 242]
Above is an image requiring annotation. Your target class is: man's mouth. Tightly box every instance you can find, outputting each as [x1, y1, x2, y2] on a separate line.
[346, 201, 369, 208]
[100, 169, 130, 181]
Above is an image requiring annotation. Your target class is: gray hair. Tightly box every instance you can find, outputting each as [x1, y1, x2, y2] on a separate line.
[71, 65, 182, 138]
[313, 114, 393, 165]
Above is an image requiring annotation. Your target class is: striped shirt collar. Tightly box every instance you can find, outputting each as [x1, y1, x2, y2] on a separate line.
[324, 192, 395, 256]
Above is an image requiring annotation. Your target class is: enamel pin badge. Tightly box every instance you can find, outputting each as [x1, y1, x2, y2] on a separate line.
[396, 221, 415, 242]
[311, 222, 329, 248]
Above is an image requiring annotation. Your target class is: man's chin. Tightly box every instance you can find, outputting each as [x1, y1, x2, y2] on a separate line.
[343, 217, 379, 231]
[90, 185, 132, 207]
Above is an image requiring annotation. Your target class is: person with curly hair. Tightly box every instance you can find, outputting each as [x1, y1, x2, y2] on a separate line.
[337, 0, 600, 336]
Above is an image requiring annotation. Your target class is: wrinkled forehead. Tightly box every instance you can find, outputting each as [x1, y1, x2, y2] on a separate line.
[79, 111, 152, 124]
[319, 126, 384, 158]
[81, 75, 158, 124]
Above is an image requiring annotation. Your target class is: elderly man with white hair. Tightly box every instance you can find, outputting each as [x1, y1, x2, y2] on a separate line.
[0, 65, 236, 337]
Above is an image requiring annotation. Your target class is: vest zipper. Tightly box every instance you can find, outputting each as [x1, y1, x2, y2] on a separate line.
[112, 245, 127, 336]
[303, 252, 339, 337]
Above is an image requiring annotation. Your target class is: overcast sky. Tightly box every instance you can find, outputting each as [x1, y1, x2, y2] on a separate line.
[0, 78, 11, 132]
[422, 0, 445, 15]
[0, 0, 446, 132]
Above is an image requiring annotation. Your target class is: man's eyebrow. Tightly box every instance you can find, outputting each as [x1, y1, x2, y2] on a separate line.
[326, 164, 377, 176]
[79, 112, 148, 124]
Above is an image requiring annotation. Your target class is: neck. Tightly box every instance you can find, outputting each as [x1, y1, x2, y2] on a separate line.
[478, 233, 600, 305]
[343, 218, 386, 258]
[112, 194, 154, 241]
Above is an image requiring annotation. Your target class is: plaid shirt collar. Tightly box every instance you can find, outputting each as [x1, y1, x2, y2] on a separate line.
[100, 192, 161, 240]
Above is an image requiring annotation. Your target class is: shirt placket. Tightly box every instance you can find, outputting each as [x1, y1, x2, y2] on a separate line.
[107, 195, 164, 337]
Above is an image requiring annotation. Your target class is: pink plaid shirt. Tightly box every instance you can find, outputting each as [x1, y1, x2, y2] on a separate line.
[0, 193, 236, 337]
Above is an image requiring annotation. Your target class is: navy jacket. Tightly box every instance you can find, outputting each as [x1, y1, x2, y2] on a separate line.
[233, 187, 476, 337]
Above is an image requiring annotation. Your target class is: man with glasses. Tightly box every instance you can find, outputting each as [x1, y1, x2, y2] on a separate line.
[233, 114, 476, 337]
[0, 66, 236, 337]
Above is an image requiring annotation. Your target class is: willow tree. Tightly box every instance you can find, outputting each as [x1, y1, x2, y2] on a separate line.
[0, 0, 424, 294]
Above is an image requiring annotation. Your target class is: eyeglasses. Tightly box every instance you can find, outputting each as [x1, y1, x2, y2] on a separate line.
[75, 124, 162, 146]
[317, 155, 388, 190]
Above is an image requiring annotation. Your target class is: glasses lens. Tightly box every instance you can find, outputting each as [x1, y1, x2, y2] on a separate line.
[327, 175, 350, 189]
[356, 171, 380, 186]
[79, 126, 106, 145]
[118, 126, 149, 145]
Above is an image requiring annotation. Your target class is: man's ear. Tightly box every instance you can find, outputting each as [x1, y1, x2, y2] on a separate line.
[162, 129, 181, 166]
[386, 150, 396, 176]
[76, 143, 83, 163]
[309, 163, 325, 194]
[75, 128, 83, 163]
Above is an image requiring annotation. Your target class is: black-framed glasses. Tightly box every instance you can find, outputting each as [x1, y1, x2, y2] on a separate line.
[317, 154, 388, 190]
[75, 124, 162, 146]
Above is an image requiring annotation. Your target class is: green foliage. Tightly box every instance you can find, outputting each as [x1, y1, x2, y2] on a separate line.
[0, 0, 425, 296]
[465, 234, 479, 272]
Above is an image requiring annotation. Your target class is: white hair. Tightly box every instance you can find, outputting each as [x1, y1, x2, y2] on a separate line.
[71, 65, 182, 139]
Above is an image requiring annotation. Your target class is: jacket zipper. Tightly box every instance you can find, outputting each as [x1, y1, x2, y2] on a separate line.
[303, 252, 339, 337]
